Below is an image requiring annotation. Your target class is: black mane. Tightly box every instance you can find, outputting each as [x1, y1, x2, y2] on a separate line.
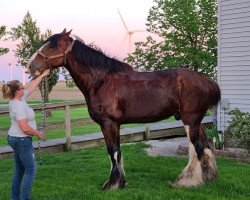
[43, 34, 61, 48]
[45, 34, 133, 73]
[72, 39, 133, 73]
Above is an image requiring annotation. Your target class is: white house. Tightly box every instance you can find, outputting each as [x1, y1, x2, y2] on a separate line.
[217, 0, 250, 132]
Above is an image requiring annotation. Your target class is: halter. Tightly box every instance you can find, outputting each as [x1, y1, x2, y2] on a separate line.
[37, 40, 75, 65]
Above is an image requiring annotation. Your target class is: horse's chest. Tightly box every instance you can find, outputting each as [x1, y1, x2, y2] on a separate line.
[87, 102, 110, 123]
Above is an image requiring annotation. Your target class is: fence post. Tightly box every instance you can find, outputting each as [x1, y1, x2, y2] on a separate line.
[65, 105, 71, 151]
[144, 124, 150, 140]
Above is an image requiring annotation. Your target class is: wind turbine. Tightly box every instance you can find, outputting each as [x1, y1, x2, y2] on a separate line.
[117, 9, 147, 54]
[8, 57, 26, 85]
[8, 57, 16, 81]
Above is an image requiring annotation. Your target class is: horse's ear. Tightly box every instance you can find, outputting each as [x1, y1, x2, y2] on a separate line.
[61, 28, 67, 34]
[66, 29, 72, 36]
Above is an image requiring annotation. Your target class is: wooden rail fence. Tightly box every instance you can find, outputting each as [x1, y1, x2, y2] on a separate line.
[0, 101, 214, 158]
[0, 101, 89, 148]
[1, 101, 206, 151]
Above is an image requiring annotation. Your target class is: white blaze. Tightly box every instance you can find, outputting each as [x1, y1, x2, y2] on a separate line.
[27, 52, 38, 69]
[26, 43, 48, 69]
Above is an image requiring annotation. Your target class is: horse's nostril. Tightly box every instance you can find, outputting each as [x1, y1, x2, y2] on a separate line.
[35, 70, 41, 76]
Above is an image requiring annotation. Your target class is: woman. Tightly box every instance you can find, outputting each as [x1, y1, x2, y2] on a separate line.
[1, 69, 50, 200]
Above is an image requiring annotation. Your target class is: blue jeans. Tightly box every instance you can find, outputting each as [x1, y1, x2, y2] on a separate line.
[7, 135, 37, 200]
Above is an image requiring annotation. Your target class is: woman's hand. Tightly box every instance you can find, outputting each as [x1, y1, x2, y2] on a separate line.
[18, 119, 46, 140]
[25, 68, 51, 96]
[37, 131, 46, 141]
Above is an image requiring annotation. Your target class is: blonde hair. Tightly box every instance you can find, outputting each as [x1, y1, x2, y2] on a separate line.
[1, 80, 22, 99]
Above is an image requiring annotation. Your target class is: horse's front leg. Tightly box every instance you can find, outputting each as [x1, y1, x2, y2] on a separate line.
[101, 122, 126, 190]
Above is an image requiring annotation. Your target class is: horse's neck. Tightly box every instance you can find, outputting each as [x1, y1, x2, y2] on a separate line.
[65, 62, 99, 100]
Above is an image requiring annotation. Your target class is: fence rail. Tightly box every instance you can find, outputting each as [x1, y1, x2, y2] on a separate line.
[0, 100, 86, 114]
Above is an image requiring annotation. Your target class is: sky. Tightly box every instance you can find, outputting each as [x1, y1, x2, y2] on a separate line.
[0, 0, 155, 82]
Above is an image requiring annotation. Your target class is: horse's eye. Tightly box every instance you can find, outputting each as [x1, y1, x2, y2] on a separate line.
[49, 44, 57, 48]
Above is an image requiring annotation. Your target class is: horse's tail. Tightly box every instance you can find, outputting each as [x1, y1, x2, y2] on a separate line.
[207, 78, 221, 106]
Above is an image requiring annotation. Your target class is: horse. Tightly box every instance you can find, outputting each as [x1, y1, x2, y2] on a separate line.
[28, 29, 221, 190]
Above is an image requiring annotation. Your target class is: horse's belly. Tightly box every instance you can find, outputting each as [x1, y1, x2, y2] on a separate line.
[123, 104, 177, 124]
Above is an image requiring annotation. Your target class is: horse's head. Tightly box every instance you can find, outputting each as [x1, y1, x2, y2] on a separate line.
[28, 29, 73, 77]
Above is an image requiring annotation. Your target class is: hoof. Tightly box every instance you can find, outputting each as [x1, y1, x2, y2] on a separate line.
[173, 178, 203, 188]
[168, 181, 178, 188]
[102, 179, 126, 190]
[168, 180, 199, 188]
[173, 165, 204, 188]
[102, 162, 126, 190]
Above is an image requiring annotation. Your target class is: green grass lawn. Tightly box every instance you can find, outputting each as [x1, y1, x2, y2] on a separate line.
[0, 143, 249, 200]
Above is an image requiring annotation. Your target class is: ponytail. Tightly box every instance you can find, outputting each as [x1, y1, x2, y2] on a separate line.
[1, 80, 21, 99]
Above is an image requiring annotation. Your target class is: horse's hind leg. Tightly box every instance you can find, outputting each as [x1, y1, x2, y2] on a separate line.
[199, 126, 218, 182]
[173, 125, 203, 187]
[174, 118, 218, 187]
[101, 122, 126, 190]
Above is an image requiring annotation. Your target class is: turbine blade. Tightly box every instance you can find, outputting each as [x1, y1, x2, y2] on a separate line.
[117, 9, 129, 32]
[119, 33, 128, 47]
[132, 30, 147, 33]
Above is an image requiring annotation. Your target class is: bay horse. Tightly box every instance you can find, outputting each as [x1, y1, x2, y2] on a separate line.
[28, 29, 220, 190]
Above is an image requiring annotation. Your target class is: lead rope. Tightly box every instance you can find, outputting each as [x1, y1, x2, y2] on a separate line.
[38, 78, 46, 165]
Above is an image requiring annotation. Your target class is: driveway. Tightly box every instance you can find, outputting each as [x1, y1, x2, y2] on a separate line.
[144, 137, 188, 157]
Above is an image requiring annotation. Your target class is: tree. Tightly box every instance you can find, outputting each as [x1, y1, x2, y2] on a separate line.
[126, 0, 217, 78]
[9, 11, 59, 102]
[0, 26, 9, 56]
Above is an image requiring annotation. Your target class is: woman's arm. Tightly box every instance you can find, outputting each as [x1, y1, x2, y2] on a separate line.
[18, 118, 45, 140]
[25, 69, 50, 96]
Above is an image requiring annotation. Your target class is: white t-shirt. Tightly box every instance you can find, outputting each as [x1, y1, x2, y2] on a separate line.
[8, 90, 37, 137]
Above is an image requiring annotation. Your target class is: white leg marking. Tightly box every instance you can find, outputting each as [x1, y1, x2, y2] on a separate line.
[204, 148, 216, 169]
[108, 155, 112, 173]
[204, 148, 213, 158]
[183, 125, 195, 173]
[174, 125, 203, 187]
[203, 148, 218, 180]
[114, 151, 118, 164]
[114, 151, 125, 176]
[104, 151, 125, 190]
[175, 143, 203, 187]
[182, 143, 195, 173]
[184, 125, 190, 141]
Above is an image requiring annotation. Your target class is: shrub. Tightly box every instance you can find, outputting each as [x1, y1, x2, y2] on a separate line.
[226, 108, 250, 152]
